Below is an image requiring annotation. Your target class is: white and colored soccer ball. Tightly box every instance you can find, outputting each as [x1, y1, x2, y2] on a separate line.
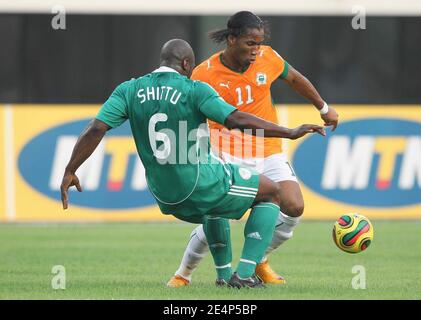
[332, 213, 374, 254]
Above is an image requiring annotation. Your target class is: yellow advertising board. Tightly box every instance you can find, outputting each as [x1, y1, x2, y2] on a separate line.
[12, 105, 175, 222]
[1, 104, 421, 222]
[284, 105, 421, 220]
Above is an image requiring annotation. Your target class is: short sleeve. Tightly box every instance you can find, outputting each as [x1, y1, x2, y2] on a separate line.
[191, 63, 207, 82]
[194, 81, 236, 125]
[279, 60, 289, 79]
[265, 46, 289, 80]
[96, 82, 129, 128]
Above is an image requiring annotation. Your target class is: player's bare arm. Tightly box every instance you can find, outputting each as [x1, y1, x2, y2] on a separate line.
[225, 110, 326, 139]
[283, 64, 339, 131]
[60, 119, 111, 209]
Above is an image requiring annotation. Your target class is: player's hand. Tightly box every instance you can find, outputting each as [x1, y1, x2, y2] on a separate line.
[60, 171, 82, 210]
[288, 124, 326, 140]
[321, 106, 339, 131]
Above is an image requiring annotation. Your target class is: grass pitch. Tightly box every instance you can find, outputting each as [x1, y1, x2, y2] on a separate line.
[0, 220, 420, 300]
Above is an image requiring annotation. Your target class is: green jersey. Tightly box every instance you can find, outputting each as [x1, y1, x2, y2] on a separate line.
[96, 67, 236, 206]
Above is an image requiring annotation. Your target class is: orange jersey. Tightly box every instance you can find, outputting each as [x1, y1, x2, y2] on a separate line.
[191, 45, 288, 158]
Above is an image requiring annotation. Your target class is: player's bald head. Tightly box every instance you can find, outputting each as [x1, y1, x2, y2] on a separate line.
[160, 39, 194, 63]
[159, 39, 195, 77]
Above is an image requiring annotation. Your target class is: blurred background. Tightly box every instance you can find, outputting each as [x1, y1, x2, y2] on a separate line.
[1, 0, 421, 222]
[1, 2, 421, 103]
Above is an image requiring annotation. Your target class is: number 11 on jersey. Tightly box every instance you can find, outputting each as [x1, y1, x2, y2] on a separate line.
[235, 85, 254, 106]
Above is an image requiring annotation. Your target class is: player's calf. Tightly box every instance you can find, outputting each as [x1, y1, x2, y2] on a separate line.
[172, 226, 209, 283]
[234, 175, 281, 280]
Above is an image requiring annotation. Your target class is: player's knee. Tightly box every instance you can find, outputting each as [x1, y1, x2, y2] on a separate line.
[283, 201, 304, 218]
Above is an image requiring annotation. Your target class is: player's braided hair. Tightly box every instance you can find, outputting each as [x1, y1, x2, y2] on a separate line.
[209, 11, 270, 44]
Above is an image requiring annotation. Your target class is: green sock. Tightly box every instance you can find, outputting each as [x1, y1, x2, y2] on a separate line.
[236, 202, 279, 279]
[203, 216, 232, 281]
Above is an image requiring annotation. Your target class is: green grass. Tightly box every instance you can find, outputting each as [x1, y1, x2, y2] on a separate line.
[0, 220, 420, 300]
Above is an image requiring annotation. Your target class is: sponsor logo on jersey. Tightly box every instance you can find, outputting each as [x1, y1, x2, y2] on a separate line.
[256, 73, 267, 86]
[239, 167, 252, 180]
[293, 118, 421, 207]
[219, 82, 230, 89]
[18, 119, 156, 209]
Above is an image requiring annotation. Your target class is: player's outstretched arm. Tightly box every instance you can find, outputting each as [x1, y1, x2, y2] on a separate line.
[224, 110, 326, 140]
[282, 64, 339, 131]
[60, 119, 111, 209]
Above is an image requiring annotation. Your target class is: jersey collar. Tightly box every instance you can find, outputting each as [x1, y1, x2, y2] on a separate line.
[219, 52, 251, 75]
[152, 66, 179, 74]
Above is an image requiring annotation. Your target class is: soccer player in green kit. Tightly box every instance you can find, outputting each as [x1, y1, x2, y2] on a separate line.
[60, 39, 325, 288]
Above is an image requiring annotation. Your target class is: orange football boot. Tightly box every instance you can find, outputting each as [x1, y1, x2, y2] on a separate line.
[255, 260, 286, 285]
[166, 274, 190, 288]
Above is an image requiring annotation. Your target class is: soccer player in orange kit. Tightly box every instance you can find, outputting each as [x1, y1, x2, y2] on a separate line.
[167, 11, 339, 287]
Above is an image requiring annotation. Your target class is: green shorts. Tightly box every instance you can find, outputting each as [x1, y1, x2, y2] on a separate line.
[158, 162, 260, 224]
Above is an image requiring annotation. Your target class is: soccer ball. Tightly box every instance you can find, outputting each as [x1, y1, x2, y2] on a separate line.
[332, 213, 374, 254]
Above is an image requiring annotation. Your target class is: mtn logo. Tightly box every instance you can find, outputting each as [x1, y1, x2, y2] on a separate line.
[18, 119, 156, 210]
[293, 118, 421, 207]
